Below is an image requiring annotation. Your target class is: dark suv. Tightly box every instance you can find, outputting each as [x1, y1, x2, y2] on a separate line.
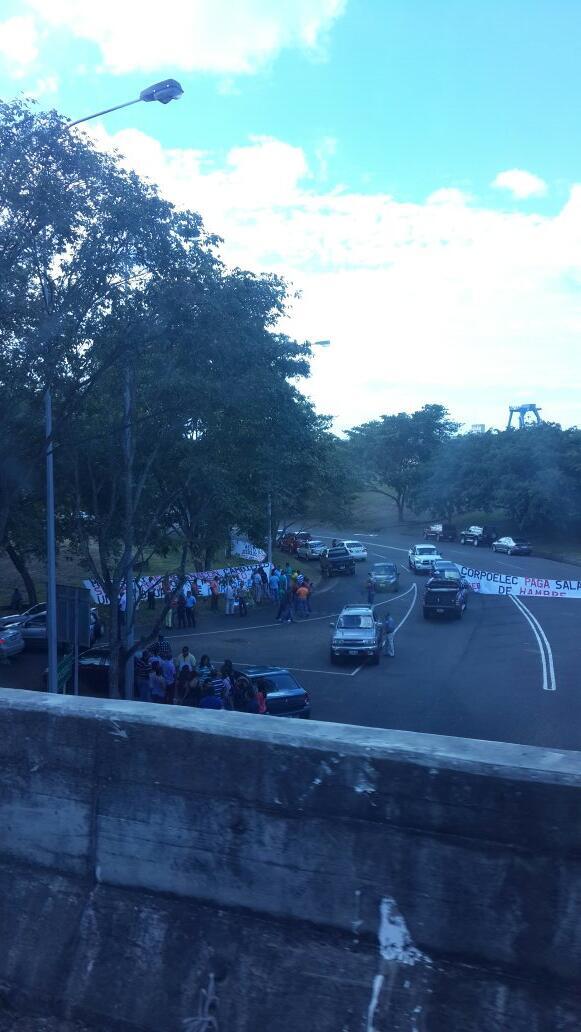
[423, 576, 469, 620]
[459, 525, 498, 547]
[320, 546, 356, 577]
[424, 522, 457, 542]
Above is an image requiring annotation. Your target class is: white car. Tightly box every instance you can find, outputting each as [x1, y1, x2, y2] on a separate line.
[337, 540, 368, 562]
[408, 543, 442, 573]
[296, 539, 326, 561]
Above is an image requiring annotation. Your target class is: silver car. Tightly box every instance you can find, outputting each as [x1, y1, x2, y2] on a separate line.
[0, 602, 46, 628]
[330, 604, 383, 665]
[0, 626, 25, 659]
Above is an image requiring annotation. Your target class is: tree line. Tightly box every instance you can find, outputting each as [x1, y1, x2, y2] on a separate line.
[0, 98, 349, 693]
[346, 406, 581, 536]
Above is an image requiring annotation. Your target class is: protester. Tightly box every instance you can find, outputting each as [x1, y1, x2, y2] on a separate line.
[163, 591, 173, 629]
[185, 591, 196, 628]
[10, 586, 23, 612]
[155, 632, 172, 661]
[199, 681, 224, 710]
[255, 679, 268, 714]
[269, 568, 280, 601]
[149, 660, 167, 703]
[224, 579, 235, 615]
[198, 654, 214, 680]
[295, 581, 310, 618]
[147, 586, 155, 610]
[235, 582, 248, 617]
[135, 649, 152, 702]
[177, 644, 196, 673]
[252, 569, 263, 605]
[383, 612, 396, 657]
[366, 575, 375, 605]
[210, 577, 220, 612]
[176, 665, 200, 707]
[176, 593, 186, 629]
[160, 653, 176, 704]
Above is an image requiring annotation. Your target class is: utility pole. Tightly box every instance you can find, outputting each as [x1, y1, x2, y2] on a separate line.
[123, 362, 135, 700]
[267, 491, 273, 567]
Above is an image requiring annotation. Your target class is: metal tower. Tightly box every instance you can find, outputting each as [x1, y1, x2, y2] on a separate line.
[507, 404, 542, 429]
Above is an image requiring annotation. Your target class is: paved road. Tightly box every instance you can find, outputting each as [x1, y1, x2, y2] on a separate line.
[2, 525, 579, 750]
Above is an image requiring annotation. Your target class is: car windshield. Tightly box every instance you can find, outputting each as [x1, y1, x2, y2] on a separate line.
[345, 541, 362, 548]
[417, 547, 437, 555]
[309, 540, 323, 547]
[337, 615, 373, 629]
[374, 564, 396, 574]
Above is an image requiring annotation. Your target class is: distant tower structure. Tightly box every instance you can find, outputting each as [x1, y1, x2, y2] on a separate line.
[507, 404, 542, 429]
[470, 424, 485, 434]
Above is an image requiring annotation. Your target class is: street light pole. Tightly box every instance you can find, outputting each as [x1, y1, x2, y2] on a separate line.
[44, 79, 184, 696]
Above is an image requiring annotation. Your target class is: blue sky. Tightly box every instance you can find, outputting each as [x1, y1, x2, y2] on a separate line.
[1, 0, 580, 430]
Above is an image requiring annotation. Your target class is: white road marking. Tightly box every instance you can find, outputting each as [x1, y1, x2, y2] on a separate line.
[393, 584, 418, 634]
[510, 595, 556, 691]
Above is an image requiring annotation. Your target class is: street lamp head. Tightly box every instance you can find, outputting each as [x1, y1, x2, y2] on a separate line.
[140, 79, 184, 105]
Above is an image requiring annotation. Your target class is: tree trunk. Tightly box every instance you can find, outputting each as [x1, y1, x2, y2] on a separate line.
[4, 540, 38, 605]
[396, 499, 405, 522]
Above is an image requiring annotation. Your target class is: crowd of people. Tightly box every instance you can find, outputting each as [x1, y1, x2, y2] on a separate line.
[144, 562, 315, 629]
[134, 636, 268, 713]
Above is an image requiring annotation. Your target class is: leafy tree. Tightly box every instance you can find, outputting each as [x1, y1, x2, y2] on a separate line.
[346, 404, 459, 521]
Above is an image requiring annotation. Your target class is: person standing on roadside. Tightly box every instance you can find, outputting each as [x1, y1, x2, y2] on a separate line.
[135, 649, 152, 702]
[269, 568, 280, 602]
[10, 586, 23, 612]
[177, 644, 196, 674]
[224, 579, 235, 615]
[366, 575, 375, 605]
[210, 576, 220, 612]
[160, 652, 176, 703]
[235, 582, 248, 617]
[185, 591, 196, 628]
[177, 592, 187, 629]
[295, 581, 309, 618]
[252, 569, 263, 605]
[149, 660, 167, 703]
[383, 612, 396, 657]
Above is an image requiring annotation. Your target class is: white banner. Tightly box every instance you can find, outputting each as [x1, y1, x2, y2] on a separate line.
[460, 565, 581, 599]
[83, 562, 272, 606]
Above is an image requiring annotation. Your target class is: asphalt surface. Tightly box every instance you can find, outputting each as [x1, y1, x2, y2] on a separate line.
[2, 525, 580, 750]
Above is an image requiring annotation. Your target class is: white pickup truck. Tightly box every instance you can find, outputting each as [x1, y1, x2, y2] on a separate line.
[408, 543, 442, 573]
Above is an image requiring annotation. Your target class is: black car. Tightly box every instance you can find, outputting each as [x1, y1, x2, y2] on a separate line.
[423, 576, 469, 620]
[243, 666, 311, 718]
[320, 546, 356, 578]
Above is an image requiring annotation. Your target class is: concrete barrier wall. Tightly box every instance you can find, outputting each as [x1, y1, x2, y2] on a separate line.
[0, 687, 580, 1031]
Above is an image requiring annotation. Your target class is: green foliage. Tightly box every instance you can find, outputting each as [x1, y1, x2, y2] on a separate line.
[346, 404, 459, 520]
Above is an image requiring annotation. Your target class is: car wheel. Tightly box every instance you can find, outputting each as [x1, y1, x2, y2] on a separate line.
[423, 607, 430, 620]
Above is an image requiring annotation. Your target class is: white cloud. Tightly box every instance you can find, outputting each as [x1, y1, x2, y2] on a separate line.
[25, 73, 59, 99]
[491, 168, 548, 200]
[88, 125, 581, 430]
[26, 0, 346, 74]
[0, 15, 39, 77]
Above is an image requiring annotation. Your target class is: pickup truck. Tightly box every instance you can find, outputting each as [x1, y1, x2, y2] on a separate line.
[423, 576, 469, 620]
[320, 546, 356, 578]
[424, 522, 457, 542]
[330, 604, 383, 664]
[459, 525, 498, 547]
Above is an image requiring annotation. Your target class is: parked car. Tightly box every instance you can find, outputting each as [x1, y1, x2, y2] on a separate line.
[423, 576, 469, 620]
[329, 604, 383, 664]
[459, 525, 498, 547]
[424, 522, 457, 542]
[369, 561, 400, 592]
[244, 666, 311, 718]
[0, 626, 25, 660]
[492, 536, 532, 556]
[296, 538, 326, 561]
[5, 607, 103, 649]
[336, 540, 368, 561]
[320, 546, 356, 578]
[408, 544, 442, 573]
[0, 602, 46, 628]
